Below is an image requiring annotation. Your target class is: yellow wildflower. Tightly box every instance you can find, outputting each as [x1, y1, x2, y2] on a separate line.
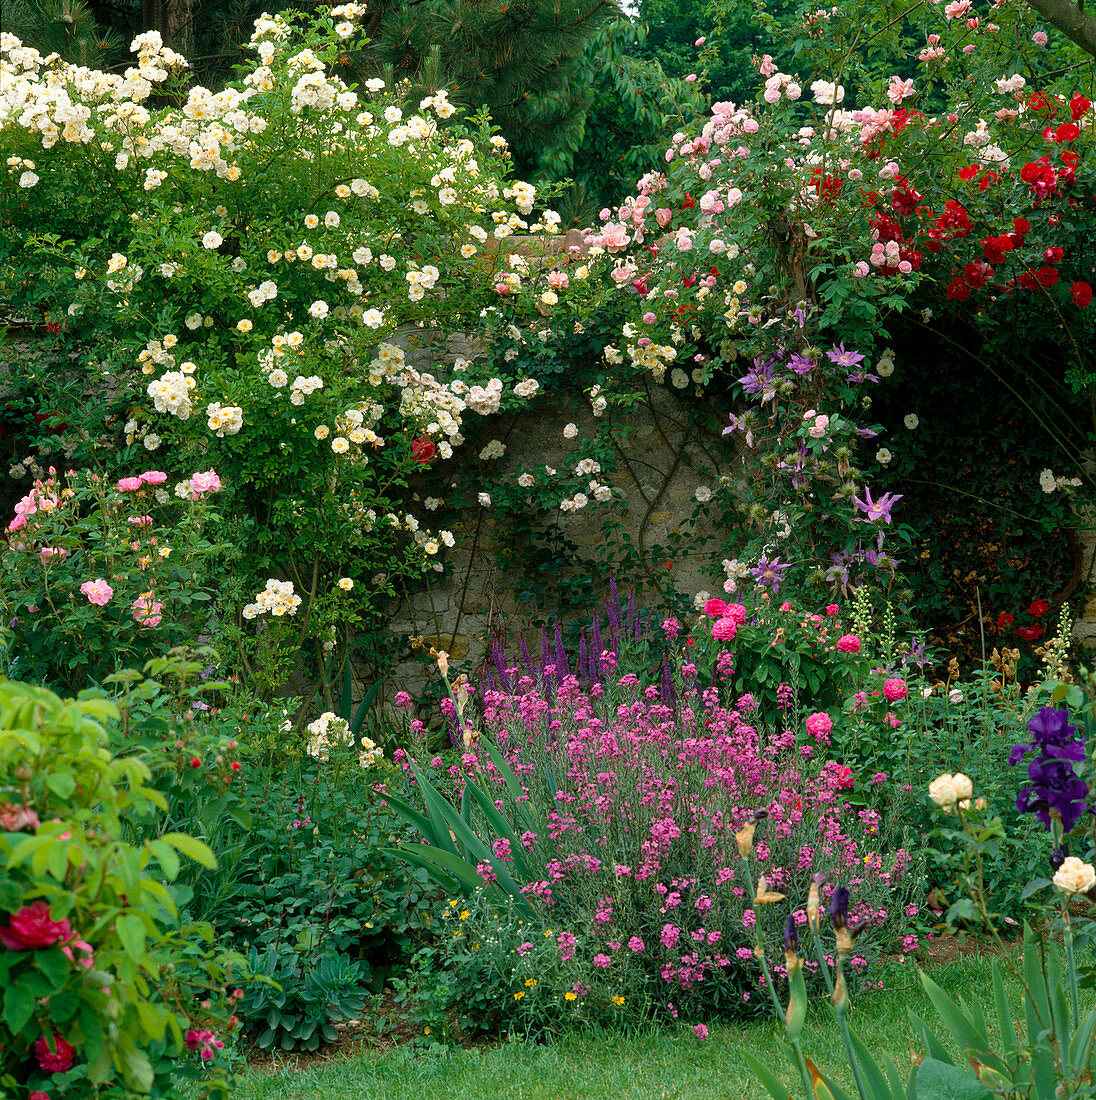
[565, 992, 577, 1001]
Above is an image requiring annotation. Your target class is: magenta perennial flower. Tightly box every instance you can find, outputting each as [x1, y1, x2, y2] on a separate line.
[411, 642, 917, 1023]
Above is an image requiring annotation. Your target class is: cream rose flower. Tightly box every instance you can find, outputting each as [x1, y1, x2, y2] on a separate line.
[1053, 856, 1096, 896]
[928, 773, 959, 810]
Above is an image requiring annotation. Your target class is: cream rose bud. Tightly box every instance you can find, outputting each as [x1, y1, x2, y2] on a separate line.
[1053, 856, 1096, 896]
[951, 773, 973, 801]
[928, 773, 959, 810]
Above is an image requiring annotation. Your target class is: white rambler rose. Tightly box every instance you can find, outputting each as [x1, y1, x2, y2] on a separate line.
[202, 230, 223, 250]
[309, 300, 329, 319]
[1054, 857, 1096, 895]
[518, 473, 535, 487]
[695, 486, 712, 502]
[478, 493, 491, 506]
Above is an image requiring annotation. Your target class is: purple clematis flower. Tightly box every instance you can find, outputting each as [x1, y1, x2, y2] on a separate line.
[826, 343, 865, 368]
[853, 486, 902, 524]
[751, 555, 791, 593]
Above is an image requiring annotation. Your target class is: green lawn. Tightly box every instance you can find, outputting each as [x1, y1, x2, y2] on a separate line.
[209, 955, 1031, 1099]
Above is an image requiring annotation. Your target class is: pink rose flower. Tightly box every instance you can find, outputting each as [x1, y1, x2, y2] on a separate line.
[188, 469, 222, 497]
[0, 901, 72, 950]
[39, 547, 67, 566]
[883, 678, 908, 702]
[836, 634, 860, 653]
[832, 764, 855, 789]
[139, 470, 168, 484]
[703, 598, 728, 618]
[132, 595, 164, 628]
[711, 617, 738, 642]
[116, 477, 143, 491]
[723, 603, 747, 625]
[805, 712, 833, 742]
[79, 578, 113, 606]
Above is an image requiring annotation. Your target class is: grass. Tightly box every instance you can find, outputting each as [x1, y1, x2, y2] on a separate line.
[207, 954, 1029, 1099]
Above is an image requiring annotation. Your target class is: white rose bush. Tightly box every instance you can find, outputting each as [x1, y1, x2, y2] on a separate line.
[0, 9, 601, 699]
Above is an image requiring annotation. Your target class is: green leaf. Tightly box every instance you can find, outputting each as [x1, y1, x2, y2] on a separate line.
[159, 832, 217, 869]
[3, 981, 35, 1033]
[913, 1056, 993, 1100]
[991, 963, 1017, 1056]
[379, 791, 436, 846]
[45, 771, 76, 798]
[116, 913, 146, 960]
[739, 1049, 793, 1099]
[120, 1044, 154, 1091]
[150, 839, 180, 881]
[919, 971, 987, 1050]
[784, 962, 807, 1041]
[349, 678, 383, 738]
[34, 946, 70, 991]
[849, 1027, 900, 1099]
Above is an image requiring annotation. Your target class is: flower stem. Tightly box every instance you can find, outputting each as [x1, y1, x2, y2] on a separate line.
[1063, 905, 1080, 1032]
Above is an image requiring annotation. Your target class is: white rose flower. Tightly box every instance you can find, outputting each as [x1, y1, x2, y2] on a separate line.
[904, 413, 919, 430]
[309, 300, 329, 319]
[202, 230, 223, 250]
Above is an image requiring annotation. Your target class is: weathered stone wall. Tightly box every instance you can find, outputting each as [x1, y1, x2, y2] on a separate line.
[381, 375, 739, 695]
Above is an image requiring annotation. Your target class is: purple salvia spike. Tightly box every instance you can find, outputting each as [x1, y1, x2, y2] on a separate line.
[591, 616, 602, 661]
[578, 630, 588, 684]
[662, 657, 676, 708]
[554, 620, 570, 677]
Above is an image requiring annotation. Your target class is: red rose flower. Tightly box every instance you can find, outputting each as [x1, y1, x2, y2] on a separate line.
[1016, 625, 1045, 642]
[0, 901, 72, 951]
[1028, 599, 1050, 618]
[1072, 281, 1093, 308]
[411, 435, 436, 464]
[996, 612, 1014, 630]
[1056, 123, 1081, 143]
[29, 1092, 53, 1100]
[35, 1033, 76, 1073]
[1071, 93, 1091, 121]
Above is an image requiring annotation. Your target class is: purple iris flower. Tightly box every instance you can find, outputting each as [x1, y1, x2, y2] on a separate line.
[853, 487, 902, 524]
[1010, 707, 1089, 833]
